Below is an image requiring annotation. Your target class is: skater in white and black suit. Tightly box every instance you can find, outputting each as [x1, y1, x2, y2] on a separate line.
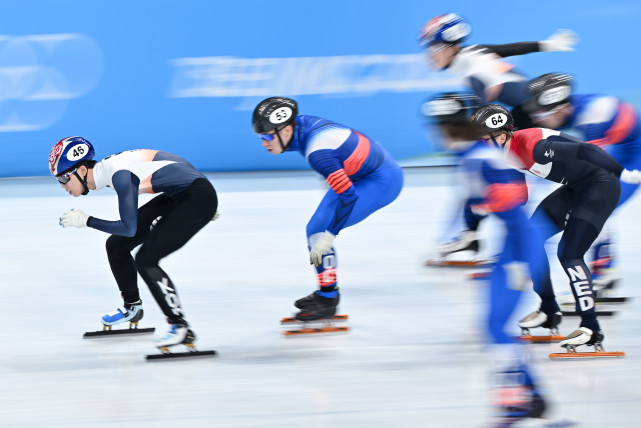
[48, 136, 218, 350]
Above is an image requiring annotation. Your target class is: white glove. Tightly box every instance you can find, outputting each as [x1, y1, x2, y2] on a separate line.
[309, 231, 336, 267]
[620, 169, 641, 184]
[60, 209, 89, 228]
[540, 29, 578, 52]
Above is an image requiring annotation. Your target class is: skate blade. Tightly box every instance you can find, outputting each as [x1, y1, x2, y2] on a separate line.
[146, 349, 217, 361]
[467, 271, 490, 280]
[83, 327, 155, 338]
[561, 297, 629, 308]
[280, 314, 348, 324]
[549, 350, 625, 359]
[425, 259, 490, 268]
[519, 335, 565, 343]
[283, 326, 350, 336]
[560, 310, 617, 317]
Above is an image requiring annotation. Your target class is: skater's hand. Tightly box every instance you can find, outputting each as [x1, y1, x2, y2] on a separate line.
[620, 168, 641, 184]
[60, 209, 89, 228]
[309, 231, 336, 267]
[540, 29, 578, 52]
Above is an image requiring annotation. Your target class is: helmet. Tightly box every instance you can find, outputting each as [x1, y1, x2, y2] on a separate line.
[49, 136, 95, 176]
[523, 73, 574, 113]
[469, 104, 514, 135]
[252, 97, 298, 134]
[421, 92, 481, 124]
[419, 13, 471, 48]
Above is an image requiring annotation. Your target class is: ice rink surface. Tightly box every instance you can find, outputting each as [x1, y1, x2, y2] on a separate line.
[1, 168, 640, 427]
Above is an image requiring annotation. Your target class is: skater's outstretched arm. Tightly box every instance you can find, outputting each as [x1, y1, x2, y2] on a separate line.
[482, 29, 577, 58]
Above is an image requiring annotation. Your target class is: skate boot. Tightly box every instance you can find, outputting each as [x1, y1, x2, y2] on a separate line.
[155, 323, 196, 353]
[436, 230, 479, 258]
[518, 310, 562, 336]
[559, 327, 604, 351]
[492, 365, 547, 427]
[295, 292, 339, 321]
[101, 301, 144, 328]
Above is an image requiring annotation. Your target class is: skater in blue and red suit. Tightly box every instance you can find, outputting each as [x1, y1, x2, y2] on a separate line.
[523, 72, 641, 292]
[252, 97, 403, 321]
[424, 93, 549, 426]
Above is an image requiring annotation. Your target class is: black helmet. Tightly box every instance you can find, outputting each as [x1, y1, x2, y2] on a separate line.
[252, 97, 298, 134]
[421, 92, 481, 124]
[470, 104, 514, 135]
[523, 73, 574, 113]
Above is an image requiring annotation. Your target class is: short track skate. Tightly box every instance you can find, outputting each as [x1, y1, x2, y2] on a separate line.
[146, 327, 217, 360]
[519, 326, 564, 343]
[467, 271, 491, 280]
[280, 314, 349, 336]
[83, 321, 155, 338]
[425, 259, 491, 268]
[549, 343, 625, 359]
[146, 343, 217, 360]
[560, 310, 617, 317]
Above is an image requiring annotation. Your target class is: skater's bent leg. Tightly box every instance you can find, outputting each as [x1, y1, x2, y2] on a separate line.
[308, 232, 338, 297]
[529, 205, 565, 315]
[106, 235, 142, 303]
[487, 264, 523, 345]
[558, 218, 601, 332]
[105, 196, 173, 303]
[136, 179, 217, 325]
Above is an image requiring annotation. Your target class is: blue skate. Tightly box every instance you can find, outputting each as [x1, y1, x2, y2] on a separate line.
[493, 364, 547, 427]
[101, 302, 144, 329]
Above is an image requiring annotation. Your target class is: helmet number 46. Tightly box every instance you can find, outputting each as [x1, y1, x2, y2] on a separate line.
[67, 143, 89, 161]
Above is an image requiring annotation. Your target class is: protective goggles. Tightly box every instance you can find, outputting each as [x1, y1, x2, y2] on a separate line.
[530, 105, 564, 122]
[259, 133, 276, 141]
[56, 168, 77, 184]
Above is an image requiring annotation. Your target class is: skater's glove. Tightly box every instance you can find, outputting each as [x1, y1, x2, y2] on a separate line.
[620, 168, 641, 184]
[59, 209, 89, 228]
[540, 29, 578, 52]
[309, 231, 336, 267]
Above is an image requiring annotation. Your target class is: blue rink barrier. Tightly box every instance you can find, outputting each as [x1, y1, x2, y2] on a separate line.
[0, 1, 639, 177]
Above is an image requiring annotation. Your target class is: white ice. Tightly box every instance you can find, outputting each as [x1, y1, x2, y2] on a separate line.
[0, 168, 640, 427]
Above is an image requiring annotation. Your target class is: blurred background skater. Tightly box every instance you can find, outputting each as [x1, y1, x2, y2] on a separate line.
[424, 92, 557, 426]
[523, 72, 641, 300]
[418, 13, 577, 266]
[470, 104, 641, 354]
[252, 97, 403, 329]
[50, 137, 218, 355]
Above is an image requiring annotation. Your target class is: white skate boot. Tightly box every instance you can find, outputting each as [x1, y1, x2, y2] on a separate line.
[559, 327, 603, 350]
[437, 230, 479, 257]
[518, 311, 562, 337]
[155, 324, 196, 353]
[426, 231, 488, 267]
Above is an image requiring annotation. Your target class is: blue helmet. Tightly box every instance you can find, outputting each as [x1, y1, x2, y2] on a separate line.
[49, 136, 95, 176]
[419, 13, 471, 48]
